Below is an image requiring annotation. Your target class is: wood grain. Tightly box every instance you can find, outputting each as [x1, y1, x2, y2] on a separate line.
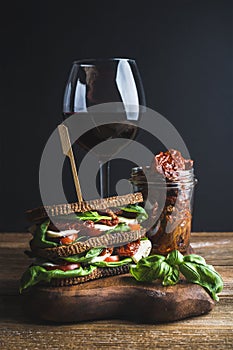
[0, 232, 233, 350]
[21, 277, 214, 323]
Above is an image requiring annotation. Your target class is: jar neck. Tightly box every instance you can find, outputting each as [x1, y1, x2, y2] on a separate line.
[168, 169, 195, 184]
[130, 167, 196, 186]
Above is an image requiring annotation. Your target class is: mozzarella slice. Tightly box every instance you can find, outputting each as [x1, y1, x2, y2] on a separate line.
[93, 224, 117, 231]
[132, 239, 152, 263]
[40, 262, 58, 267]
[90, 251, 112, 263]
[46, 229, 79, 238]
[118, 217, 138, 225]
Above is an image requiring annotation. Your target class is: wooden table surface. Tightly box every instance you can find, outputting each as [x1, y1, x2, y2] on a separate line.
[0, 232, 232, 350]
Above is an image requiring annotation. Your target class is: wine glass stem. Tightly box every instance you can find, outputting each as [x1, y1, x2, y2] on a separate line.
[99, 160, 110, 198]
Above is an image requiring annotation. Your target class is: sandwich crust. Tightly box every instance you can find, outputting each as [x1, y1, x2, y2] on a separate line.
[31, 228, 146, 258]
[26, 192, 143, 222]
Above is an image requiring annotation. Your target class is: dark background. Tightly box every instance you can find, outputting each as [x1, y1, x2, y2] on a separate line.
[0, 0, 232, 232]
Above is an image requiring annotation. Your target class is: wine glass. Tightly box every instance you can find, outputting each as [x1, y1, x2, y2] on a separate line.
[63, 58, 145, 198]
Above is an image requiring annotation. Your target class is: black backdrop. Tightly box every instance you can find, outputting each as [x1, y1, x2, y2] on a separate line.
[0, 0, 232, 232]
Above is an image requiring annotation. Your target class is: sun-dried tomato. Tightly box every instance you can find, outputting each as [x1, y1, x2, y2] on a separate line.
[116, 239, 140, 257]
[152, 149, 193, 181]
[99, 247, 114, 256]
[97, 209, 120, 226]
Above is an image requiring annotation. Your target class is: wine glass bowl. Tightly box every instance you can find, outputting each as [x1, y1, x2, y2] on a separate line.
[63, 58, 145, 198]
[63, 58, 145, 112]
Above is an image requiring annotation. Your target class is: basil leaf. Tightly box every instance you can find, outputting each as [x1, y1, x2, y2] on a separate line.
[130, 256, 169, 282]
[162, 267, 180, 286]
[179, 262, 201, 281]
[180, 262, 223, 301]
[120, 204, 145, 213]
[156, 261, 172, 279]
[20, 265, 48, 293]
[197, 264, 224, 297]
[166, 250, 184, 266]
[19, 265, 97, 293]
[120, 205, 148, 223]
[183, 254, 206, 265]
[75, 211, 112, 222]
[92, 258, 132, 268]
[62, 247, 104, 263]
[30, 220, 58, 249]
[138, 254, 165, 266]
[129, 250, 223, 301]
[130, 263, 157, 282]
[191, 263, 223, 301]
[106, 223, 131, 234]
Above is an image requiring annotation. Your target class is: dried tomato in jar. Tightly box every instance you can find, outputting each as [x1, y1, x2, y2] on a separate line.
[130, 150, 197, 255]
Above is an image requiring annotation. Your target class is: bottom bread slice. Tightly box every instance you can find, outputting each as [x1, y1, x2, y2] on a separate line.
[50, 265, 130, 287]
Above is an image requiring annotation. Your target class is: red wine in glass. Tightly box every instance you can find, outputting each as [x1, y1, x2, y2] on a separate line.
[63, 58, 145, 197]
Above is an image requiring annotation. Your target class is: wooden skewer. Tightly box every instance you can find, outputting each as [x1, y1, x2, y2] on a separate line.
[58, 124, 83, 203]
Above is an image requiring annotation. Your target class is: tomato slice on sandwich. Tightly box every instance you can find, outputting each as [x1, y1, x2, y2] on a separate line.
[104, 255, 120, 262]
[128, 223, 141, 231]
[44, 263, 81, 272]
[60, 233, 79, 245]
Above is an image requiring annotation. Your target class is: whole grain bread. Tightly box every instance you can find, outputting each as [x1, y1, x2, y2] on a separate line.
[31, 228, 146, 259]
[26, 192, 143, 222]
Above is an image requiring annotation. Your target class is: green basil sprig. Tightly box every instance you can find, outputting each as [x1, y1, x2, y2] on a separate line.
[19, 265, 97, 293]
[130, 250, 223, 301]
[120, 205, 148, 223]
[30, 220, 58, 249]
[106, 223, 131, 234]
[92, 257, 132, 268]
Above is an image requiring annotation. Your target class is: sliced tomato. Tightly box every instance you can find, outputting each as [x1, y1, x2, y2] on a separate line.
[128, 223, 141, 231]
[60, 233, 78, 245]
[44, 263, 80, 272]
[104, 255, 120, 262]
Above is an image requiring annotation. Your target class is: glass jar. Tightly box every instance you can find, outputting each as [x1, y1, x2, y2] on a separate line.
[130, 166, 197, 255]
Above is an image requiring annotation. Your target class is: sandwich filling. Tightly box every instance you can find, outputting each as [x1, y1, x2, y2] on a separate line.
[29, 204, 148, 249]
[20, 238, 152, 292]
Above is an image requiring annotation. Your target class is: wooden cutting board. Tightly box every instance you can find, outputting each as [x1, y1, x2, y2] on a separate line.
[22, 274, 214, 323]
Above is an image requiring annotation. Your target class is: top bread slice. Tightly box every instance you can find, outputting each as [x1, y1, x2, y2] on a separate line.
[26, 192, 143, 222]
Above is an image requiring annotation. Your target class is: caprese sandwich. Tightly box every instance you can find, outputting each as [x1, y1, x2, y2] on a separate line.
[20, 192, 151, 292]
